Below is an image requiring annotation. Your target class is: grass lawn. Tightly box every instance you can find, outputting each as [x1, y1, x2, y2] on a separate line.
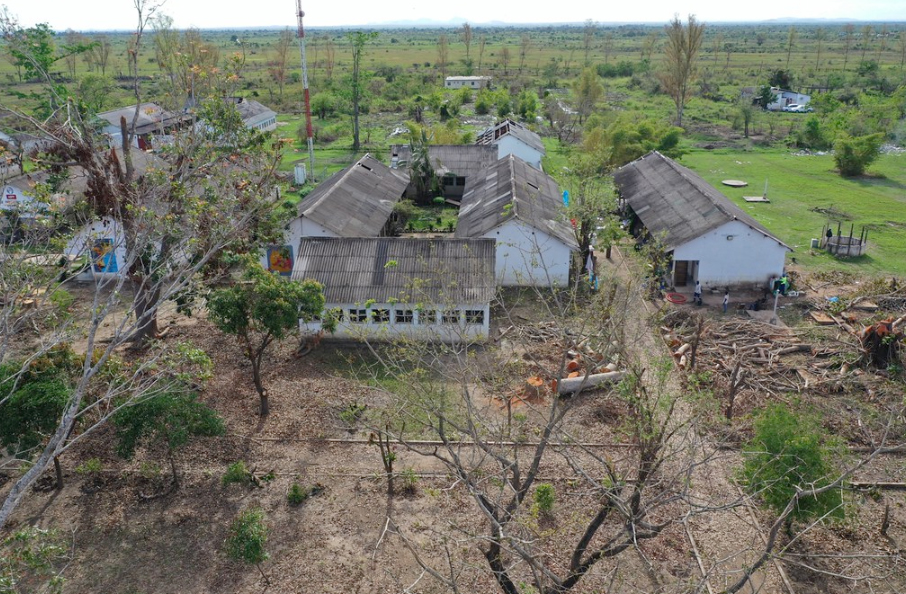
[679, 149, 906, 277]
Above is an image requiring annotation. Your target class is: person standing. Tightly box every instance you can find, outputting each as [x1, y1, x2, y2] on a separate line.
[693, 281, 702, 306]
[723, 290, 729, 313]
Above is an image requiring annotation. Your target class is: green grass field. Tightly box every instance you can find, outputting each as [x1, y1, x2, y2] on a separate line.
[680, 149, 906, 276]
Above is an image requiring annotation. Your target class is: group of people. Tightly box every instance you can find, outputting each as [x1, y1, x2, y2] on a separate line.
[692, 281, 731, 313]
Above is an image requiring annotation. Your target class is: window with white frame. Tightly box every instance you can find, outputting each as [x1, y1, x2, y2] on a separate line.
[348, 308, 367, 323]
[465, 310, 485, 325]
[395, 309, 414, 324]
[372, 308, 390, 323]
[442, 310, 460, 325]
[419, 309, 436, 325]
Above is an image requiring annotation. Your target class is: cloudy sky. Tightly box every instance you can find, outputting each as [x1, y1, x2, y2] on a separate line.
[3, 0, 905, 31]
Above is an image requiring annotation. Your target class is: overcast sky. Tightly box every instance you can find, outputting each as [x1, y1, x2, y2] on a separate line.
[3, 0, 906, 31]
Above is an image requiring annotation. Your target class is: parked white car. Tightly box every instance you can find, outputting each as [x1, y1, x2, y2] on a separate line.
[784, 104, 813, 113]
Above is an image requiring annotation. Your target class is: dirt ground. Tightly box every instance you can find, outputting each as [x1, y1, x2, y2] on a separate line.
[2, 262, 905, 594]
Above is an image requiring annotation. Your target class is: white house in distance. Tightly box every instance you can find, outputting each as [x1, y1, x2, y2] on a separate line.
[455, 154, 577, 287]
[614, 151, 791, 289]
[293, 237, 496, 343]
[2, 174, 52, 216]
[444, 76, 492, 90]
[767, 88, 811, 111]
[475, 119, 545, 170]
[226, 97, 278, 132]
[264, 154, 409, 275]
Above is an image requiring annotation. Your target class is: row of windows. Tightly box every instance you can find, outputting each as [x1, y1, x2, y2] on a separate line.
[339, 308, 484, 325]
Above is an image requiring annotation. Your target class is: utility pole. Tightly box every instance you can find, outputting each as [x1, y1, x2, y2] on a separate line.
[296, 0, 315, 182]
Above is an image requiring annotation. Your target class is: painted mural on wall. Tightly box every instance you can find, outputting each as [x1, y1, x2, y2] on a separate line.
[92, 239, 119, 273]
[267, 245, 293, 276]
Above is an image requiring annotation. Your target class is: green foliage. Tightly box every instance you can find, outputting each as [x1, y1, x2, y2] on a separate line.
[796, 116, 830, 150]
[515, 89, 540, 121]
[0, 527, 69, 594]
[400, 467, 418, 495]
[338, 402, 367, 426]
[74, 458, 103, 475]
[224, 508, 269, 566]
[0, 346, 79, 457]
[741, 406, 844, 524]
[474, 89, 493, 115]
[4, 23, 57, 80]
[833, 133, 884, 177]
[222, 461, 253, 486]
[112, 390, 224, 461]
[755, 85, 777, 110]
[287, 483, 310, 506]
[533, 483, 555, 514]
[769, 69, 793, 89]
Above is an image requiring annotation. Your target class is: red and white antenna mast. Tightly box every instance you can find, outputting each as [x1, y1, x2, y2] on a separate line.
[296, 0, 315, 182]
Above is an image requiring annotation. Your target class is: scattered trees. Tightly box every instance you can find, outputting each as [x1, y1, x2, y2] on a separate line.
[347, 31, 378, 152]
[660, 14, 705, 127]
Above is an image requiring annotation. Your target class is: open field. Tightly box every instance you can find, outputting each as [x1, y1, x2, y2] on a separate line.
[680, 149, 906, 276]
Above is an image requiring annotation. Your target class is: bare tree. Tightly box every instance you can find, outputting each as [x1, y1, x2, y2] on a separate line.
[583, 19, 596, 65]
[62, 29, 83, 79]
[460, 22, 473, 64]
[268, 28, 295, 102]
[842, 23, 855, 71]
[785, 26, 797, 69]
[602, 31, 614, 65]
[436, 34, 449, 80]
[518, 34, 531, 74]
[323, 34, 335, 81]
[477, 34, 487, 74]
[90, 35, 111, 76]
[860, 24, 873, 64]
[660, 14, 705, 127]
[500, 46, 511, 76]
[642, 29, 658, 63]
[814, 27, 826, 71]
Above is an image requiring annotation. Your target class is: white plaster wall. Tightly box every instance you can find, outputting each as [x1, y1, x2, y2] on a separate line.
[486, 220, 572, 287]
[495, 136, 543, 170]
[1, 183, 48, 214]
[300, 303, 490, 344]
[65, 217, 129, 280]
[673, 220, 788, 289]
[298, 216, 339, 239]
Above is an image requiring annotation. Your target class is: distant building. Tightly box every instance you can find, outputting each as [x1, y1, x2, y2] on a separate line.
[475, 119, 545, 170]
[767, 88, 811, 111]
[293, 237, 496, 343]
[444, 76, 492, 90]
[615, 151, 791, 289]
[96, 103, 190, 150]
[226, 97, 278, 131]
[455, 154, 577, 287]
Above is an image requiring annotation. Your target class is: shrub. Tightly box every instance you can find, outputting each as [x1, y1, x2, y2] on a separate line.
[74, 458, 103, 475]
[224, 508, 269, 570]
[833, 133, 884, 176]
[287, 483, 310, 506]
[741, 406, 844, 524]
[400, 467, 418, 495]
[533, 483, 555, 514]
[222, 461, 252, 486]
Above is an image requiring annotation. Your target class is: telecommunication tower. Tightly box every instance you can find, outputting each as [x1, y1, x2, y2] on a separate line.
[296, 0, 315, 182]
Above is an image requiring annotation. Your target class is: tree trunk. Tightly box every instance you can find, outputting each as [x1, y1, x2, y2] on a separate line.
[252, 359, 269, 416]
[131, 280, 161, 343]
[54, 456, 63, 490]
[485, 540, 519, 594]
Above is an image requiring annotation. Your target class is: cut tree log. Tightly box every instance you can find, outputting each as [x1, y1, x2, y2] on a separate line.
[557, 371, 626, 394]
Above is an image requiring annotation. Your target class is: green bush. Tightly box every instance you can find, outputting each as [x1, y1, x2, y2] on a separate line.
[741, 405, 844, 524]
[833, 133, 884, 176]
[533, 483, 555, 514]
[222, 461, 252, 486]
[287, 483, 310, 506]
[224, 508, 269, 568]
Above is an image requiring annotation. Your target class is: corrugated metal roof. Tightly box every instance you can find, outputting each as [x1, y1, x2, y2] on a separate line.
[389, 144, 498, 186]
[226, 97, 277, 127]
[454, 155, 577, 248]
[97, 103, 189, 135]
[297, 154, 409, 237]
[292, 237, 496, 305]
[475, 119, 545, 153]
[614, 151, 790, 250]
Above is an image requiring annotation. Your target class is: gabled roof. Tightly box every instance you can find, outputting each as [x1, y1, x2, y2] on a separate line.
[475, 119, 545, 153]
[454, 154, 577, 248]
[292, 237, 496, 305]
[390, 144, 498, 180]
[226, 97, 277, 127]
[297, 154, 409, 237]
[614, 151, 790, 251]
[97, 103, 189, 135]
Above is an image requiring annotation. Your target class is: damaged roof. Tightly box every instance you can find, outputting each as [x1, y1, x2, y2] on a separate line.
[390, 144, 498, 180]
[614, 151, 790, 250]
[475, 119, 545, 153]
[454, 154, 577, 248]
[292, 237, 497, 305]
[96, 103, 189, 135]
[297, 154, 409, 237]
